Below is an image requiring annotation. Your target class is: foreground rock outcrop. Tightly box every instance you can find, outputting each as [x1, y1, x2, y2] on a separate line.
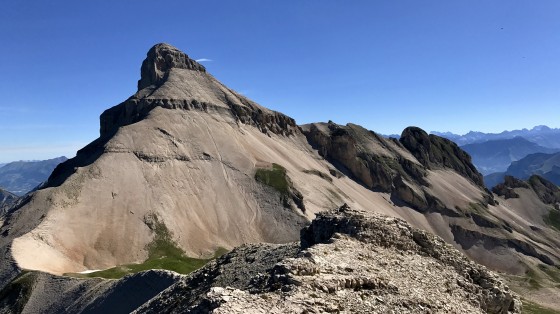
[136, 205, 520, 313]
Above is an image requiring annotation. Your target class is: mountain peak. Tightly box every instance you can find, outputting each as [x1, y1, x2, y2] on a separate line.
[137, 43, 206, 90]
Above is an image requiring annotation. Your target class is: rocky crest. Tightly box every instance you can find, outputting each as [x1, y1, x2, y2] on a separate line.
[400, 127, 484, 187]
[492, 176, 530, 199]
[301, 122, 491, 212]
[100, 43, 297, 139]
[138, 43, 206, 90]
[493, 174, 560, 206]
[136, 205, 521, 313]
[526, 175, 560, 206]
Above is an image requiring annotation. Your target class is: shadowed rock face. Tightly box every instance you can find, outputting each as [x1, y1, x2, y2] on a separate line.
[527, 175, 560, 206]
[493, 175, 560, 205]
[400, 127, 485, 188]
[138, 43, 206, 90]
[492, 176, 529, 199]
[301, 122, 491, 212]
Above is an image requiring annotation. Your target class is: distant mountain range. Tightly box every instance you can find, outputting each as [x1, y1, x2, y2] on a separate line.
[0, 156, 68, 196]
[432, 125, 560, 148]
[461, 137, 559, 175]
[484, 152, 560, 188]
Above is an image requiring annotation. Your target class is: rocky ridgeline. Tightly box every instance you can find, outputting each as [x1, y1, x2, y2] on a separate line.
[400, 127, 484, 187]
[136, 205, 520, 313]
[302, 122, 492, 213]
[100, 43, 297, 139]
[493, 175, 560, 207]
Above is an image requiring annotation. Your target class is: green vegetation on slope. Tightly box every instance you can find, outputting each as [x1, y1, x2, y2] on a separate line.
[0, 271, 35, 312]
[67, 215, 227, 279]
[523, 299, 560, 314]
[525, 268, 543, 290]
[544, 209, 560, 230]
[255, 163, 290, 194]
[537, 264, 560, 284]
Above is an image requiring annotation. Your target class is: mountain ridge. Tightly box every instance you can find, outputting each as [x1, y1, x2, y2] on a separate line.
[0, 157, 67, 196]
[1, 43, 559, 311]
[432, 125, 560, 148]
[462, 137, 559, 175]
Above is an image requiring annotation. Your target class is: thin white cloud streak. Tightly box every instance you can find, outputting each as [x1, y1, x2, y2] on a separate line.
[195, 58, 213, 62]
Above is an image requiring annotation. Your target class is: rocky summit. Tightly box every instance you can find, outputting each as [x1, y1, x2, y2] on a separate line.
[0, 43, 559, 312]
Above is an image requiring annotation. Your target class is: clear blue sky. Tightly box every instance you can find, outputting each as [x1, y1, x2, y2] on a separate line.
[1, 1, 559, 162]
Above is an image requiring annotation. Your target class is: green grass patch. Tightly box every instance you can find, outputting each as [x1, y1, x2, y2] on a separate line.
[468, 202, 487, 214]
[537, 264, 560, 283]
[525, 268, 543, 290]
[523, 299, 560, 314]
[255, 163, 290, 194]
[66, 215, 227, 279]
[544, 209, 560, 230]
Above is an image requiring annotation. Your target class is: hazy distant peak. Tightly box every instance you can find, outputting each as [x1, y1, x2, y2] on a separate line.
[532, 125, 551, 132]
[137, 43, 206, 90]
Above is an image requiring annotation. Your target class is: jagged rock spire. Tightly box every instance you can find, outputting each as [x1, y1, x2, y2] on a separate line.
[137, 43, 206, 90]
